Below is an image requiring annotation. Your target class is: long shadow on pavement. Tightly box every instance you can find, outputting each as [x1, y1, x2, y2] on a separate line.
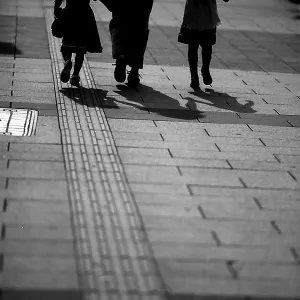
[60, 84, 202, 121]
[184, 88, 256, 114]
[60, 84, 255, 121]
[0, 42, 22, 55]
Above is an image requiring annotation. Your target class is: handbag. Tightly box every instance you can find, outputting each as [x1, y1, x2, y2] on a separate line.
[51, 8, 65, 38]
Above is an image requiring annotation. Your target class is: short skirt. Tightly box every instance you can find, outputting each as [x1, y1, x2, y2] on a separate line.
[61, 6, 102, 54]
[178, 26, 216, 46]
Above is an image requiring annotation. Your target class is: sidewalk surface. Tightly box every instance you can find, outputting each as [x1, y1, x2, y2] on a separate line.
[0, 0, 300, 299]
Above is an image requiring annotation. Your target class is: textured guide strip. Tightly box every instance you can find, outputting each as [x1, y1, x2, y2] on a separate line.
[44, 8, 166, 300]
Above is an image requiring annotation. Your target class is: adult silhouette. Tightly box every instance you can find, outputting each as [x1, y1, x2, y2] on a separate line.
[105, 0, 154, 87]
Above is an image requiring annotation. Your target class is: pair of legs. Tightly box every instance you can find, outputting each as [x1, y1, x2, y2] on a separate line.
[188, 43, 213, 89]
[60, 49, 85, 86]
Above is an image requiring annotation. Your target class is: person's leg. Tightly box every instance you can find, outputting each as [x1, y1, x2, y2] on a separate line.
[188, 43, 200, 89]
[73, 52, 84, 75]
[60, 49, 72, 83]
[201, 44, 213, 85]
[109, 17, 127, 83]
[62, 49, 72, 62]
[70, 52, 84, 86]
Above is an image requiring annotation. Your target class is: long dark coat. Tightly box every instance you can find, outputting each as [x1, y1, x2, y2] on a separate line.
[109, 0, 154, 69]
[54, 0, 102, 53]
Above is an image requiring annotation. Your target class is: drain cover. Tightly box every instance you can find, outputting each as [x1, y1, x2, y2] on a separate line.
[0, 108, 38, 136]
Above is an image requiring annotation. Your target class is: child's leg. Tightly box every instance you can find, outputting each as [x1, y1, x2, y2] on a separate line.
[60, 50, 72, 83]
[201, 45, 212, 70]
[188, 43, 199, 76]
[188, 43, 200, 89]
[201, 45, 213, 85]
[73, 52, 85, 75]
[70, 52, 84, 86]
[62, 49, 72, 62]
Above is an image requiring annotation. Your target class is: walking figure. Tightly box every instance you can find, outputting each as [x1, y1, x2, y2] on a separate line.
[178, 0, 229, 89]
[108, 0, 154, 87]
[54, 0, 103, 86]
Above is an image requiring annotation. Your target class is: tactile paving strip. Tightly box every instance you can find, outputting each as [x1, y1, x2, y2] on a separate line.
[0, 108, 38, 136]
[45, 8, 166, 300]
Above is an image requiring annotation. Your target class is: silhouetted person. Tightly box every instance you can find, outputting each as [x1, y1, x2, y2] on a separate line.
[178, 0, 229, 89]
[54, 0, 103, 86]
[107, 0, 154, 87]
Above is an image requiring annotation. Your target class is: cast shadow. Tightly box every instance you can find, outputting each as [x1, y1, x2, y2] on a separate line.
[60, 83, 204, 121]
[184, 87, 257, 114]
[59, 83, 256, 120]
[0, 42, 22, 55]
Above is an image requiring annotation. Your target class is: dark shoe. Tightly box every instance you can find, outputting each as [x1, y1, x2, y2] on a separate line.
[60, 60, 72, 83]
[114, 55, 126, 83]
[201, 67, 212, 85]
[70, 74, 80, 86]
[127, 70, 140, 88]
[190, 75, 200, 89]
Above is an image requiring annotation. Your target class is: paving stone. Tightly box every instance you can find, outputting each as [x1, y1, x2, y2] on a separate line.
[201, 201, 300, 221]
[118, 147, 171, 158]
[171, 149, 277, 162]
[179, 168, 244, 187]
[8, 143, 63, 155]
[121, 155, 230, 168]
[112, 131, 163, 141]
[124, 165, 180, 184]
[0, 160, 8, 170]
[5, 161, 65, 179]
[261, 139, 300, 148]
[4, 256, 77, 273]
[215, 229, 300, 247]
[2, 270, 79, 289]
[241, 170, 298, 189]
[12, 90, 54, 98]
[1, 290, 82, 300]
[158, 259, 232, 279]
[248, 124, 300, 135]
[154, 121, 208, 133]
[0, 240, 75, 256]
[11, 102, 56, 110]
[286, 115, 300, 127]
[228, 160, 300, 172]
[142, 214, 274, 234]
[165, 277, 300, 297]
[275, 221, 300, 235]
[108, 119, 158, 133]
[0, 95, 55, 104]
[258, 198, 300, 210]
[147, 228, 215, 245]
[162, 134, 263, 146]
[5, 225, 74, 241]
[12, 72, 53, 82]
[235, 263, 300, 280]
[218, 144, 300, 155]
[115, 139, 217, 151]
[6, 179, 68, 199]
[152, 244, 294, 263]
[4, 201, 71, 226]
[130, 182, 190, 195]
[276, 154, 300, 164]
[236, 114, 291, 127]
[262, 95, 300, 104]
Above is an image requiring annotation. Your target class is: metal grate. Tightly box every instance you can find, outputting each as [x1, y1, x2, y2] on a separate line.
[0, 108, 38, 136]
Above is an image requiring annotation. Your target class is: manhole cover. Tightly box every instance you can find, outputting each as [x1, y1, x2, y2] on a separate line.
[0, 108, 38, 136]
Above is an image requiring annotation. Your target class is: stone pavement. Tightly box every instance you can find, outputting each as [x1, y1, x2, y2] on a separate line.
[0, 0, 300, 299]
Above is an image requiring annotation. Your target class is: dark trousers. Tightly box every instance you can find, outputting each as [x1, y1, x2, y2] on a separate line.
[109, 0, 154, 69]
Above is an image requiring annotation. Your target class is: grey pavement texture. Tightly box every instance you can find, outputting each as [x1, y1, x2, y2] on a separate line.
[0, 0, 300, 299]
